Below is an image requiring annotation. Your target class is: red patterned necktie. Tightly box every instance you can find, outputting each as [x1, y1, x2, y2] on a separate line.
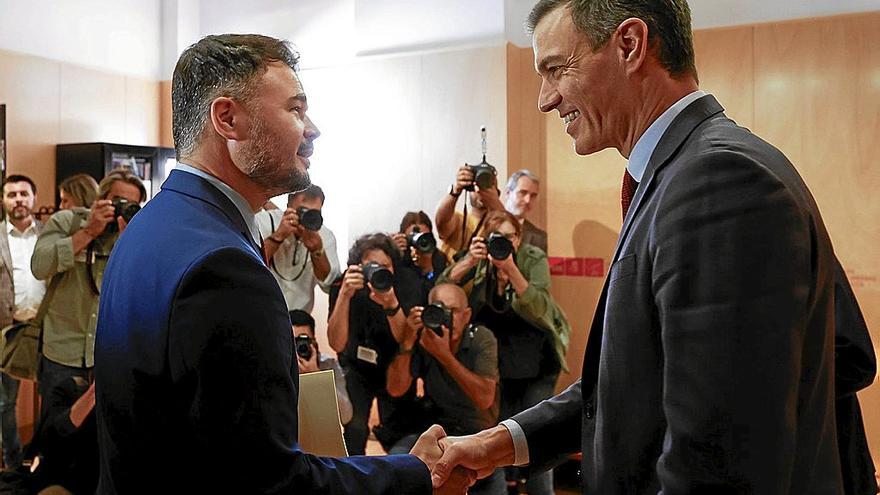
[621, 169, 638, 221]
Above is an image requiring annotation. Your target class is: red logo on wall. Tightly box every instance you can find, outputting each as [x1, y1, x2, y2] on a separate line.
[547, 256, 605, 278]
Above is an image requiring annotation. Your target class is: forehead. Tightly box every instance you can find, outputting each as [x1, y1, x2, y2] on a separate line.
[430, 285, 466, 308]
[496, 221, 517, 233]
[257, 62, 306, 103]
[532, 5, 581, 72]
[3, 181, 33, 194]
[362, 248, 391, 265]
[514, 176, 539, 192]
[292, 323, 314, 335]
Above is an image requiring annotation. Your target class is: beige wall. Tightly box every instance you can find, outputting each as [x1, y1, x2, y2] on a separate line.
[0, 48, 161, 206]
[507, 11, 880, 468]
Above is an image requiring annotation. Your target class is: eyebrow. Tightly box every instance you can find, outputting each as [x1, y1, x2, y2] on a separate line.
[288, 94, 308, 105]
[536, 54, 565, 74]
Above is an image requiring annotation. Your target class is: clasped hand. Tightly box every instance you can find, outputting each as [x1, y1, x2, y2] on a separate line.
[410, 424, 508, 494]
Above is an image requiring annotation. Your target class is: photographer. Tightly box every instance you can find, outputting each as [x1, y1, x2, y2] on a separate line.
[392, 211, 448, 283]
[31, 169, 145, 414]
[434, 164, 505, 260]
[327, 233, 426, 455]
[257, 184, 340, 312]
[58, 174, 99, 211]
[438, 209, 571, 495]
[289, 310, 352, 425]
[385, 283, 504, 494]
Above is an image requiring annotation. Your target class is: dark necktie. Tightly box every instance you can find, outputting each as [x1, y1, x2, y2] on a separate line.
[621, 169, 638, 221]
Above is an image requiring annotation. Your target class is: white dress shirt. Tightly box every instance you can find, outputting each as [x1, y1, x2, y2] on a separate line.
[7, 220, 46, 320]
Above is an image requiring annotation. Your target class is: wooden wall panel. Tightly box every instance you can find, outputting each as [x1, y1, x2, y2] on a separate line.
[159, 80, 173, 148]
[693, 26, 754, 128]
[59, 64, 127, 144]
[124, 76, 160, 147]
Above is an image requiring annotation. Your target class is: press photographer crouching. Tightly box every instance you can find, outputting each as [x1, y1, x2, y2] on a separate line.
[392, 211, 448, 285]
[257, 184, 340, 312]
[327, 233, 427, 455]
[289, 310, 353, 425]
[438, 209, 571, 495]
[385, 283, 505, 494]
[31, 169, 145, 417]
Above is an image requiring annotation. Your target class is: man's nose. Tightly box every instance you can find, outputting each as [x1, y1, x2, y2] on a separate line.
[304, 115, 320, 141]
[538, 79, 561, 113]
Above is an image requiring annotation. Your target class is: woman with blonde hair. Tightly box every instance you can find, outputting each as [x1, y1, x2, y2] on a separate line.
[58, 174, 98, 210]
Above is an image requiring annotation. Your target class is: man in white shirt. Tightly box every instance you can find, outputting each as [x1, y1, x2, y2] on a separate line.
[256, 184, 340, 312]
[0, 174, 46, 469]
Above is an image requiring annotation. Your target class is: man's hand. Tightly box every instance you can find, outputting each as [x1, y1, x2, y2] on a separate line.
[298, 225, 323, 253]
[273, 208, 299, 240]
[453, 165, 475, 195]
[339, 265, 365, 300]
[391, 232, 409, 255]
[490, 251, 519, 278]
[419, 325, 453, 363]
[432, 425, 516, 488]
[83, 199, 116, 237]
[297, 347, 320, 373]
[369, 284, 399, 311]
[402, 306, 425, 348]
[411, 425, 476, 495]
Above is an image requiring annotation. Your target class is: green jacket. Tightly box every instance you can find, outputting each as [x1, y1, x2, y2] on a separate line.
[438, 243, 571, 372]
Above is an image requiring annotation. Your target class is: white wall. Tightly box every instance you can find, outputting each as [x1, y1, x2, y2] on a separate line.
[0, 0, 162, 79]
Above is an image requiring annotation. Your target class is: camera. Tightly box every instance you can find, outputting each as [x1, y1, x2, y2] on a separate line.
[421, 302, 452, 336]
[407, 227, 436, 254]
[296, 207, 323, 231]
[463, 162, 497, 192]
[362, 262, 394, 292]
[294, 334, 314, 360]
[106, 198, 141, 234]
[486, 232, 514, 260]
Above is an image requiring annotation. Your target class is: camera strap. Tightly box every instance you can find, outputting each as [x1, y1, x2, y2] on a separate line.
[266, 212, 307, 282]
[459, 193, 487, 253]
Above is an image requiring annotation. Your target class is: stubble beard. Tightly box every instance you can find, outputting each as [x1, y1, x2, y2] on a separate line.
[238, 116, 311, 197]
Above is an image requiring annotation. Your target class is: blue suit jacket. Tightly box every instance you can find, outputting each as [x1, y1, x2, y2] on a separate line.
[95, 170, 430, 494]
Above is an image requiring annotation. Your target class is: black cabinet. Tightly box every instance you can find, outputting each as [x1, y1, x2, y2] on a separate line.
[55, 142, 176, 205]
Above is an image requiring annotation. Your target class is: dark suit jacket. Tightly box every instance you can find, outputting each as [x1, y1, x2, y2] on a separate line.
[521, 219, 547, 254]
[514, 95, 843, 494]
[94, 170, 430, 494]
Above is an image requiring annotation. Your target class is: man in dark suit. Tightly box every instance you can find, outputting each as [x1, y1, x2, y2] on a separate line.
[430, 1, 846, 493]
[94, 34, 465, 494]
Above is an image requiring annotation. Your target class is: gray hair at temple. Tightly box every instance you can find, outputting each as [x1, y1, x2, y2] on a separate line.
[171, 34, 300, 158]
[525, 0, 698, 81]
[506, 169, 541, 193]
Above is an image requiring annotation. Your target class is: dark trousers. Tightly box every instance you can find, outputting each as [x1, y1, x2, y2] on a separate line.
[500, 373, 559, 495]
[37, 357, 90, 420]
[0, 372, 21, 468]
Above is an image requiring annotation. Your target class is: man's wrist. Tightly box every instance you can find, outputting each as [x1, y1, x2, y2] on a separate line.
[267, 234, 286, 244]
[383, 304, 401, 317]
[449, 183, 462, 198]
[309, 247, 325, 258]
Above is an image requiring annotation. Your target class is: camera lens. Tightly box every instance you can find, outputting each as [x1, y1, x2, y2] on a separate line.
[409, 231, 437, 253]
[106, 199, 141, 234]
[294, 334, 313, 360]
[487, 232, 514, 260]
[421, 303, 452, 336]
[362, 262, 394, 292]
[297, 207, 323, 231]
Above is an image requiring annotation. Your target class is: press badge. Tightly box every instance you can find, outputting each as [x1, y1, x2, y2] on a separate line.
[357, 346, 379, 365]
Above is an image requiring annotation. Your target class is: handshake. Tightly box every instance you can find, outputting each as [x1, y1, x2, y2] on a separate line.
[408, 424, 516, 494]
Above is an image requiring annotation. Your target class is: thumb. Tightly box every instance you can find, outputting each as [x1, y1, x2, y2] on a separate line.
[431, 442, 459, 488]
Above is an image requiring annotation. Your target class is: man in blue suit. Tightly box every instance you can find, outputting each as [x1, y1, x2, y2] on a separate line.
[95, 34, 465, 494]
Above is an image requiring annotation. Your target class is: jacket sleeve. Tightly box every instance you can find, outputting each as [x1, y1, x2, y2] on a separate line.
[168, 247, 431, 494]
[31, 210, 78, 280]
[511, 379, 583, 471]
[832, 257, 876, 397]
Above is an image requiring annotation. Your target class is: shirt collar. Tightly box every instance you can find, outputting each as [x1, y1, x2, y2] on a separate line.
[5, 218, 37, 236]
[174, 163, 261, 245]
[627, 90, 706, 182]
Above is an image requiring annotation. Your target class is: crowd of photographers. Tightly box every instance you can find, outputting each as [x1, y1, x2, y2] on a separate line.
[0, 162, 569, 494]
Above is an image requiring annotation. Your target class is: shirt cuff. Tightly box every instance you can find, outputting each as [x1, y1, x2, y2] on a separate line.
[500, 419, 530, 466]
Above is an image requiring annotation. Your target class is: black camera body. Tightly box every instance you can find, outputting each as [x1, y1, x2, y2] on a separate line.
[294, 334, 314, 360]
[463, 162, 497, 192]
[421, 302, 453, 336]
[106, 198, 141, 234]
[362, 262, 394, 292]
[487, 232, 514, 260]
[407, 227, 436, 253]
[296, 207, 323, 231]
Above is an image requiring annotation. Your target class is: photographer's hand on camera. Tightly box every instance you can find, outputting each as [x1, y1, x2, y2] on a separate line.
[391, 233, 408, 256]
[84, 199, 116, 237]
[338, 265, 365, 300]
[490, 251, 529, 297]
[297, 347, 320, 374]
[454, 166, 475, 195]
[476, 186, 505, 212]
[368, 283, 399, 313]
[401, 306, 424, 350]
[418, 323, 452, 363]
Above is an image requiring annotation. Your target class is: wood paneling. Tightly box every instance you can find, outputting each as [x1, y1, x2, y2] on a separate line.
[693, 26, 754, 128]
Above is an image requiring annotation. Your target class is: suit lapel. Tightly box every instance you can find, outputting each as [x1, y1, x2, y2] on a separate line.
[0, 222, 12, 280]
[160, 170, 263, 256]
[611, 95, 725, 263]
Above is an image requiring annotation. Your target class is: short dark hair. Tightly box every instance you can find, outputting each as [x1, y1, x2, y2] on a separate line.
[3, 175, 36, 194]
[288, 184, 325, 206]
[171, 34, 300, 158]
[398, 211, 433, 234]
[347, 233, 400, 266]
[289, 310, 316, 335]
[526, 0, 697, 80]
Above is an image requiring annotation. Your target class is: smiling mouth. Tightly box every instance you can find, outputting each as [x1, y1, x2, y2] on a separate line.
[563, 110, 580, 125]
[297, 144, 313, 167]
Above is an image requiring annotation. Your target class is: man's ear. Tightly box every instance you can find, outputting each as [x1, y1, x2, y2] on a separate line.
[209, 97, 250, 141]
[614, 17, 649, 76]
